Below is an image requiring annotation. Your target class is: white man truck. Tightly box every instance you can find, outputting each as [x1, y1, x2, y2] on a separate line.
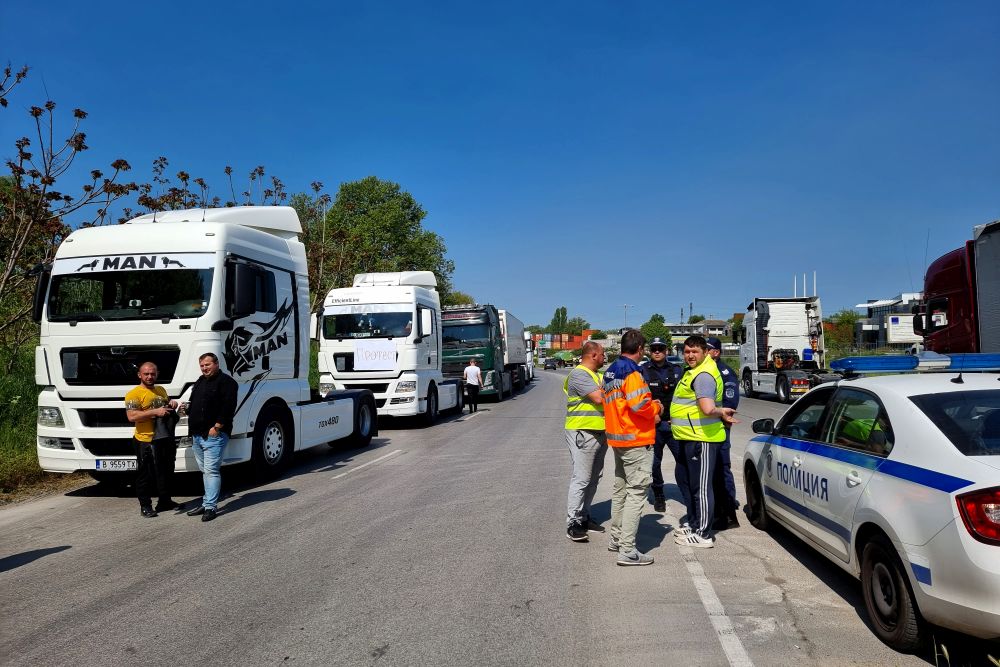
[738, 296, 841, 403]
[33, 206, 376, 483]
[316, 271, 463, 424]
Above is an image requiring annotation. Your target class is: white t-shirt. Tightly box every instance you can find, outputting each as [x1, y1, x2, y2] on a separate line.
[463, 365, 482, 386]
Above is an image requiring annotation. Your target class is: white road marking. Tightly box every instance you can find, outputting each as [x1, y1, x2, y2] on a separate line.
[330, 449, 402, 480]
[665, 510, 755, 667]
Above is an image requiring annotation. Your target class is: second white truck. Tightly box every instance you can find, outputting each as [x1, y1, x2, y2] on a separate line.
[317, 272, 463, 424]
[738, 296, 841, 403]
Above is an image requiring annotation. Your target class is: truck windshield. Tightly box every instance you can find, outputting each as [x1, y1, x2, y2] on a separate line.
[323, 311, 412, 339]
[47, 270, 212, 321]
[442, 324, 491, 348]
[909, 389, 1000, 456]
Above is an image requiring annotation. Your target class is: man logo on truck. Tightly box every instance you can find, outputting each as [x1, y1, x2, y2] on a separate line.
[74, 255, 187, 272]
[224, 300, 293, 377]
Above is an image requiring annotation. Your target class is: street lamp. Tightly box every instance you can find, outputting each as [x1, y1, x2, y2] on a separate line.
[624, 304, 632, 330]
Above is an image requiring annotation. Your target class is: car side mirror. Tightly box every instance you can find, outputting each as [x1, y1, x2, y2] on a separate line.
[752, 418, 775, 434]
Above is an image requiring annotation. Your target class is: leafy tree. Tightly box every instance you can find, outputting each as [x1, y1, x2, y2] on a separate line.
[565, 316, 590, 336]
[547, 306, 568, 334]
[298, 177, 454, 311]
[687, 314, 705, 324]
[525, 324, 545, 334]
[442, 290, 474, 306]
[826, 309, 861, 356]
[640, 313, 671, 342]
[588, 330, 607, 340]
[1, 65, 140, 370]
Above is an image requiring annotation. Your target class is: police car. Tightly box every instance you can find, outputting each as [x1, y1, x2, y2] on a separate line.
[743, 353, 1000, 651]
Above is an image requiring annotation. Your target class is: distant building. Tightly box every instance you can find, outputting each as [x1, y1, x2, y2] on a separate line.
[854, 293, 923, 348]
[663, 319, 731, 350]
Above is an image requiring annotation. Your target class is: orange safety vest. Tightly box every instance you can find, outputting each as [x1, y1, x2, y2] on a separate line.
[602, 357, 660, 448]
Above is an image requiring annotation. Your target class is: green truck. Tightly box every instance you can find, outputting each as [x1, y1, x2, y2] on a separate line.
[441, 304, 527, 400]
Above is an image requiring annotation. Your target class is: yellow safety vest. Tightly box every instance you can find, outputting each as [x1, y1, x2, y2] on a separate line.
[564, 365, 605, 430]
[670, 356, 725, 442]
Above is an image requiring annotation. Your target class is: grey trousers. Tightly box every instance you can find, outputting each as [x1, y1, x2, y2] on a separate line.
[610, 445, 653, 553]
[565, 429, 608, 527]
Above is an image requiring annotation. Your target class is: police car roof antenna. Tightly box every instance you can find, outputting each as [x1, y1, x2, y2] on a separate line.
[951, 355, 965, 384]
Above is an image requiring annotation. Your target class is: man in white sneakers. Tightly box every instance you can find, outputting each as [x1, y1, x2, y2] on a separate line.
[669, 336, 738, 548]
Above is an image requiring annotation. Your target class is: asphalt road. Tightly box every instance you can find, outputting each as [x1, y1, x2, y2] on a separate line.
[0, 370, 961, 666]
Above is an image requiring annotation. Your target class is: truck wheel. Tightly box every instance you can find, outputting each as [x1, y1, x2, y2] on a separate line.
[453, 386, 465, 414]
[515, 367, 524, 391]
[861, 534, 924, 651]
[252, 405, 292, 478]
[423, 385, 439, 426]
[742, 371, 757, 399]
[495, 372, 505, 402]
[776, 376, 790, 403]
[744, 466, 769, 531]
[351, 396, 375, 447]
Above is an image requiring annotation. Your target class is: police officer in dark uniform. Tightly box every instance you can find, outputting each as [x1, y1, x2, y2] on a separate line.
[640, 337, 684, 513]
[706, 337, 740, 528]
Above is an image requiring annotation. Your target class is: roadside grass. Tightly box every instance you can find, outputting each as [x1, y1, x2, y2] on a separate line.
[0, 350, 53, 498]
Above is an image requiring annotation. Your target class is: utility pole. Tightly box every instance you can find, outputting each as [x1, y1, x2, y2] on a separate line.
[623, 304, 631, 330]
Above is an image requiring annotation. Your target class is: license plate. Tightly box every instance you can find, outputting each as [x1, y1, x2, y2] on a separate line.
[95, 459, 137, 471]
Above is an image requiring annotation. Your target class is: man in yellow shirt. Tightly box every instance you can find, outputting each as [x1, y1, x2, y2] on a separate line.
[125, 362, 178, 517]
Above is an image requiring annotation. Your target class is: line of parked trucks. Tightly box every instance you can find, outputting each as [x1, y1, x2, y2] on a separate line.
[31, 206, 531, 483]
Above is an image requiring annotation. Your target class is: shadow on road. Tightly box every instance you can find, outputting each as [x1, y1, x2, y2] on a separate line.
[0, 545, 71, 574]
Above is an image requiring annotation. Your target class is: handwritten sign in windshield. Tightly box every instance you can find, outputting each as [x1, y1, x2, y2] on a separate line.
[354, 339, 396, 371]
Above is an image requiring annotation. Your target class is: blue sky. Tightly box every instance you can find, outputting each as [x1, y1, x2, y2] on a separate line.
[3, 1, 998, 329]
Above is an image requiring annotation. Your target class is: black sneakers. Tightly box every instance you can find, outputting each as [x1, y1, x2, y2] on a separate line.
[186, 506, 206, 516]
[140, 506, 157, 518]
[653, 497, 666, 512]
[566, 522, 588, 542]
[201, 508, 218, 522]
[584, 519, 605, 534]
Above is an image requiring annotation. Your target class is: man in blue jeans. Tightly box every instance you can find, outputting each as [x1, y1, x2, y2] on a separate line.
[185, 353, 238, 522]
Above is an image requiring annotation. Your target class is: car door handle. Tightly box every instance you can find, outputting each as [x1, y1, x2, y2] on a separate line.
[846, 470, 862, 487]
[792, 456, 802, 468]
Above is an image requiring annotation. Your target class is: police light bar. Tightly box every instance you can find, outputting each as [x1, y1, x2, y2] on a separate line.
[831, 352, 1000, 374]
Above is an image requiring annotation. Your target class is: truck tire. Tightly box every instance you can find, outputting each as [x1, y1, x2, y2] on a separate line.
[515, 367, 524, 391]
[495, 372, 505, 402]
[351, 395, 375, 447]
[452, 385, 464, 414]
[776, 375, 791, 404]
[742, 370, 757, 399]
[252, 404, 293, 478]
[422, 384, 439, 426]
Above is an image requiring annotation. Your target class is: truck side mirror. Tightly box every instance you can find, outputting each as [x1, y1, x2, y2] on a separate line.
[226, 262, 258, 320]
[310, 312, 319, 341]
[31, 264, 51, 324]
[419, 309, 433, 338]
[912, 313, 924, 335]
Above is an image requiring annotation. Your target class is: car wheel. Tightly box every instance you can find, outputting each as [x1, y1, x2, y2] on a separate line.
[423, 385, 439, 426]
[776, 375, 790, 403]
[744, 466, 770, 531]
[861, 535, 924, 652]
[742, 371, 757, 399]
[253, 404, 292, 478]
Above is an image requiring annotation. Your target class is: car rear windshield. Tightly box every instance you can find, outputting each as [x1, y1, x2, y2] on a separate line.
[909, 389, 1000, 456]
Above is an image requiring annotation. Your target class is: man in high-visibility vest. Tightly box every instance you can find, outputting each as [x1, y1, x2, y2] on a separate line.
[670, 335, 739, 548]
[604, 329, 663, 566]
[563, 340, 608, 542]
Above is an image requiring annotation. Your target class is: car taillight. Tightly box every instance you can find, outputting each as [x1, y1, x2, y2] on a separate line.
[957, 486, 1000, 546]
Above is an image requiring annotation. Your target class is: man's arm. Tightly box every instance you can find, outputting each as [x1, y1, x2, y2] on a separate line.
[692, 373, 738, 425]
[212, 377, 239, 433]
[624, 372, 661, 418]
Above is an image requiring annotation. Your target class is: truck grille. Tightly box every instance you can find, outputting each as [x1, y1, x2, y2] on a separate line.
[81, 439, 135, 456]
[442, 362, 465, 377]
[342, 383, 389, 394]
[77, 408, 131, 428]
[61, 346, 181, 386]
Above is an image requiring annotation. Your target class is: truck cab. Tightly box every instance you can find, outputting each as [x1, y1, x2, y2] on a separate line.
[316, 272, 461, 423]
[34, 207, 374, 481]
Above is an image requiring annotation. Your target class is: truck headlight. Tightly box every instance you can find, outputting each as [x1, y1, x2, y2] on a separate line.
[484, 371, 495, 387]
[38, 407, 65, 427]
[396, 381, 417, 393]
[319, 382, 335, 397]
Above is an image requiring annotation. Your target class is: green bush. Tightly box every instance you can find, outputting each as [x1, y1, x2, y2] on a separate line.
[0, 349, 45, 493]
